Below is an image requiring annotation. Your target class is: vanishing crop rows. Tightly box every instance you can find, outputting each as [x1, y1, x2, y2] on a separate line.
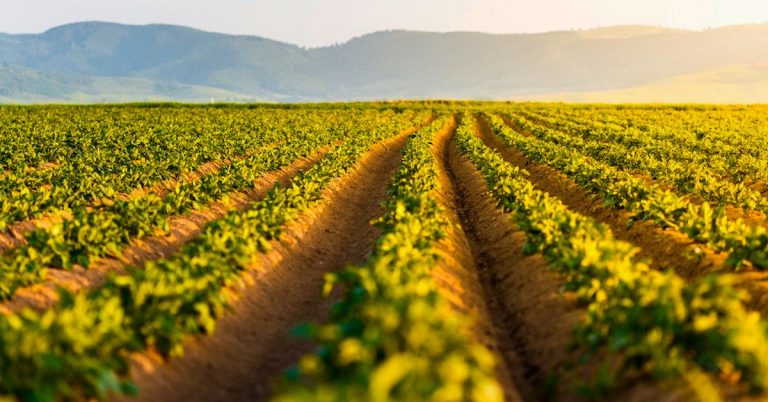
[0, 103, 767, 401]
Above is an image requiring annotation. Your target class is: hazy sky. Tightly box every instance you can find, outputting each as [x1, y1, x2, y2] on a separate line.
[4, 0, 768, 47]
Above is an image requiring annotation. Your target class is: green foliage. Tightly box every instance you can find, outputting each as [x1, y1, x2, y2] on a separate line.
[3, 102, 768, 401]
[492, 113, 768, 269]
[0, 107, 421, 401]
[0, 108, 415, 299]
[455, 113, 768, 393]
[275, 116, 503, 402]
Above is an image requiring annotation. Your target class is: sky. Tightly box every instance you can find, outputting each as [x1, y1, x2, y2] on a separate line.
[3, 0, 768, 47]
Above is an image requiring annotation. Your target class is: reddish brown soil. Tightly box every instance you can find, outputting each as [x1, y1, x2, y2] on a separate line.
[0, 210, 71, 252]
[0, 149, 328, 315]
[2, 161, 62, 177]
[429, 118, 523, 401]
[0, 149, 260, 253]
[119, 134, 410, 402]
[484, 116, 730, 279]
[443, 120, 692, 401]
[488, 116, 768, 317]
[525, 113, 768, 228]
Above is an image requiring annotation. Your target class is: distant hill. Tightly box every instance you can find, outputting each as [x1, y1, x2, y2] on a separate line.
[575, 25, 685, 39]
[3, 21, 768, 103]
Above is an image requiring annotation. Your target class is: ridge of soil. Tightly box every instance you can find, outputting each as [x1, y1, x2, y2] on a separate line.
[430, 119, 523, 402]
[0, 149, 329, 315]
[119, 133, 410, 402]
[486, 116, 768, 316]
[0, 148, 264, 254]
[448, 120, 690, 401]
[523, 112, 768, 228]
[480, 115, 726, 280]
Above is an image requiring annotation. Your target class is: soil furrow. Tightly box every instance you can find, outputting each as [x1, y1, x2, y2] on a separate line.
[0, 152, 250, 254]
[120, 133, 410, 402]
[452, 119, 690, 401]
[0, 148, 329, 315]
[430, 120, 524, 402]
[477, 116, 731, 277]
[442, 124, 579, 401]
[483, 116, 768, 315]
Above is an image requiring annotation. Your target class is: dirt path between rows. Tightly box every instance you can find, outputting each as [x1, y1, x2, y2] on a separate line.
[430, 120, 524, 401]
[485, 116, 768, 317]
[0, 149, 329, 315]
[0, 147, 264, 254]
[522, 112, 768, 229]
[480, 116, 726, 279]
[443, 119, 691, 401]
[442, 125, 581, 401]
[121, 133, 409, 402]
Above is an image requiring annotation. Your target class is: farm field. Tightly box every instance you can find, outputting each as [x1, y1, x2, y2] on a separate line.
[0, 102, 768, 401]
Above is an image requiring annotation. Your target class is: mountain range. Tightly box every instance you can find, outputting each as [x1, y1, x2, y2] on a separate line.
[2, 21, 768, 103]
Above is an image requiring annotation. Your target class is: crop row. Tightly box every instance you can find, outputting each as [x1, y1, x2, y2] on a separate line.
[531, 105, 768, 181]
[0, 108, 268, 228]
[0, 140, 318, 298]
[515, 110, 768, 213]
[487, 114, 768, 269]
[0, 110, 420, 402]
[276, 116, 503, 402]
[0, 108, 393, 231]
[0, 111, 420, 300]
[455, 113, 768, 393]
[526, 107, 759, 177]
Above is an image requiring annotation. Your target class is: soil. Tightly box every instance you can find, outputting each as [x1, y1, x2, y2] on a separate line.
[525, 112, 768, 228]
[489, 116, 768, 317]
[0, 149, 257, 253]
[7, 116, 738, 401]
[430, 118, 523, 401]
[0, 210, 71, 252]
[0, 149, 329, 315]
[5, 112, 757, 402]
[119, 133, 410, 402]
[444, 118, 691, 401]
